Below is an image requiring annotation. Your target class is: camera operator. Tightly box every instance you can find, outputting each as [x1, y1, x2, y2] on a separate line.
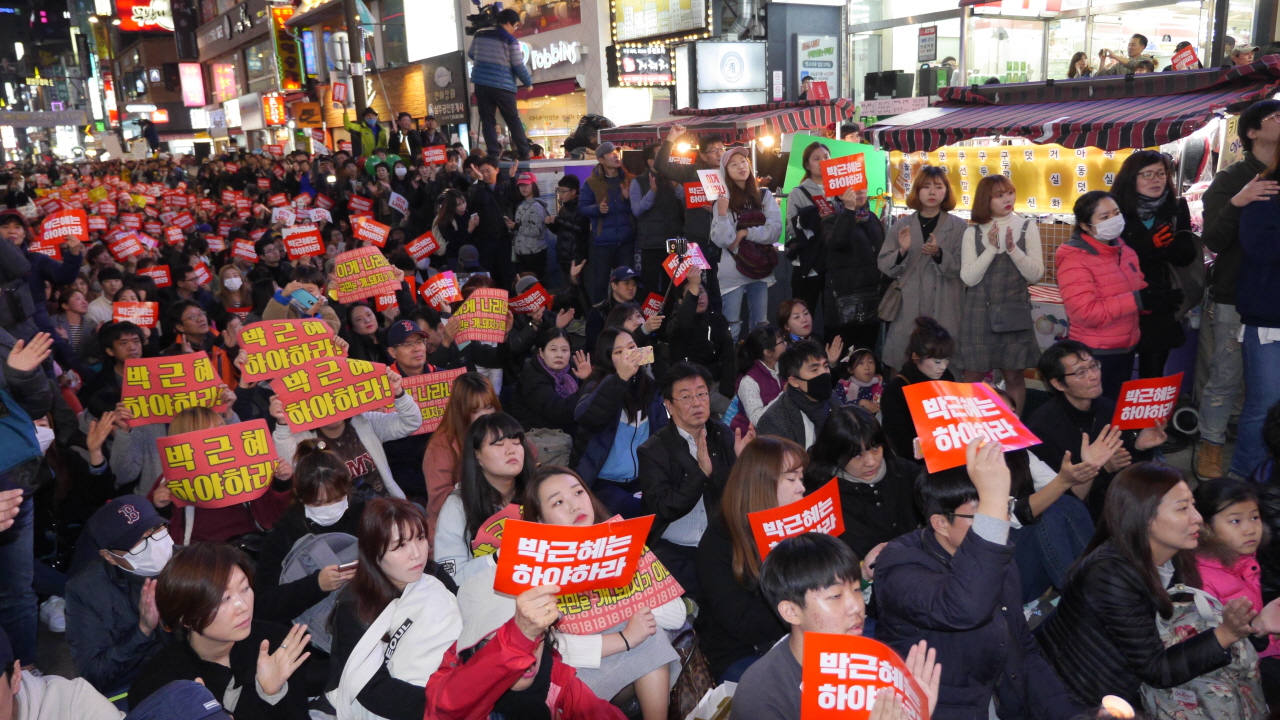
[467, 8, 533, 160]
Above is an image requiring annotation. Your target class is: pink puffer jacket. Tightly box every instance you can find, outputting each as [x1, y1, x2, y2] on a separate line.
[1055, 231, 1146, 351]
[1196, 552, 1279, 659]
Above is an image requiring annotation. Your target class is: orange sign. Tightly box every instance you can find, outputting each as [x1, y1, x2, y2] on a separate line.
[1112, 373, 1182, 430]
[902, 381, 1041, 473]
[348, 195, 373, 214]
[802, 634, 930, 720]
[138, 264, 171, 287]
[121, 353, 228, 427]
[352, 216, 390, 247]
[821, 153, 868, 197]
[748, 478, 844, 559]
[157, 420, 277, 509]
[333, 246, 400, 303]
[401, 367, 467, 435]
[493, 515, 655, 595]
[239, 319, 341, 383]
[281, 223, 324, 259]
[39, 209, 88, 251]
[269, 357, 393, 432]
[509, 283, 551, 315]
[662, 245, 711, 285]
[421, 271, 462, 310]
[406, 231, 440, 261]
[454, 288, 508, 343]
[470, 503, 522, 556]
[107, 232, 145, 260]
[112, 301, 159, 328]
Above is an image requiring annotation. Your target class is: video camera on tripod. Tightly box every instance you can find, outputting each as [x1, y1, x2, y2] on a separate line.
[465, 0, 503, 35]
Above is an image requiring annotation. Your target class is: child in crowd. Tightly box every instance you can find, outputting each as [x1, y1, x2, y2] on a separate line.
[835, 347, 883, 415]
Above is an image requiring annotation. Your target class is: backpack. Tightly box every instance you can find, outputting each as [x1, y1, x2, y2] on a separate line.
[0, 387, 41, 482]
[1139, 584, 1268, 720]
[525, 427, 572, 468]
[279, 532, 359, 653]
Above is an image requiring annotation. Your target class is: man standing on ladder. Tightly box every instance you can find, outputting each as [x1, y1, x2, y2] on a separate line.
[467, 8, 533, 160]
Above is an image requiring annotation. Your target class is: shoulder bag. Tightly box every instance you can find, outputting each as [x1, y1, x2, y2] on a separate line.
[878, 221, 927, 323]
[730, 207, 779, 280]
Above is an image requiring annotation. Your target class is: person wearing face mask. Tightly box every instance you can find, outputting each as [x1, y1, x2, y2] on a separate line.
[342, 108, 390, 158]
[253, 440, 362, 626]
[210, 266, 252, 332]
[65, 497, 173, 698]
[1055, 191, 1147, 401]
[755, 340, 833, 450]
[880, 317, 957, 460]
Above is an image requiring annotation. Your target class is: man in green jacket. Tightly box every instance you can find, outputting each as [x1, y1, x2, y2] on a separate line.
[343, 107, 390, 157]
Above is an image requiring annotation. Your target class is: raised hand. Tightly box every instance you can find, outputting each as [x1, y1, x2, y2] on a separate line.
[715, 194, 728, 216]
[734, 425, 756, 457]
[269, 395, 290, 426]
[826, 335, 844, 366]
[273, 458, 294, 481]
[386, 367, 404, 396]
[666, 123, 687, 142]
[87, 411, 118, 465]
[8, 333, 52, 372]
[642, 313, 664, 334]
[138, 578, 160, 636]
[555, 308, 575, 329]
[514, 585, 562, 641]
[966, 439, 1011, 519]
[256, 623, 312, 697]
[1080, 425, 1123, 467]
[903, 640, 942, 713]
[571, 350, 592, 380]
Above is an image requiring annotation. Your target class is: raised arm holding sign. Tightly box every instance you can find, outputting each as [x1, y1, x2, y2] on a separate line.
[902, 381, 1040, 472]
[239, 319, 342, 383]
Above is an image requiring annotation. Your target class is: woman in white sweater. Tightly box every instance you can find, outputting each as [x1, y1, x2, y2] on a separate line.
[956, 174, 1044, 413]
[522, 467, 685, 720]
[710, 147, 783, 341]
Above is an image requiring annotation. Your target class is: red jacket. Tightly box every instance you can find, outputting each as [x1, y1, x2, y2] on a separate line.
[425, 618, 627, 720]
[1055, 231, 1146, 351]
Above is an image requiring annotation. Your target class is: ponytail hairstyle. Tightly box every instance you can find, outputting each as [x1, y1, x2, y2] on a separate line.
[292, 438, 352, 506]
[737, 325, 787, 377]
[904, 316, 956, 367]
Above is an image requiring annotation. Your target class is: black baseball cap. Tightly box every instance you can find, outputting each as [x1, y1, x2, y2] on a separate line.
[609, 266, 639, 283]
[86, 495, 167, 552]
[387, 319, 427, 346]
[126, 680, 232, 720]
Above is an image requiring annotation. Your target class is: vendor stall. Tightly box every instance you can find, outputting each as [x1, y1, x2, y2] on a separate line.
[597, 98, 860, 148]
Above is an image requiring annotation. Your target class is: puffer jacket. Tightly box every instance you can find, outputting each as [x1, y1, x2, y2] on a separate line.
[1119, 195, 1199, 352]
[512, 196, 551, 256]
[1195, 552, 1279, 659]
[1036, 541, 1233, 708]
[466, 25, 533, 93]
[1055, 230, 1146, 352]
[579, 166, 634, 247]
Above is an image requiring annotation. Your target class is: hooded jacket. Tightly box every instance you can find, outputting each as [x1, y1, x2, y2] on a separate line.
[1055, 230, 1146, 352]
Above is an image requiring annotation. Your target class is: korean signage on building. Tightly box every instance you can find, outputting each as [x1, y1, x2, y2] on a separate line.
[613, 0, 707, 42]
[179, 63, 205, 107]
[270, 5, 302, 91]
[421, 52, 468, 125]
[116, 0, 173, 32]
[796, 35, 838, 98]
[612, 44, 673, 86]
[262, 94, 286, 125]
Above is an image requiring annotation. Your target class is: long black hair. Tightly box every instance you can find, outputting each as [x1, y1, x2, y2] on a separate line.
[1194, 477, 1268, 566]
[1110, 150, 1176, 218]
[737, 325, 786, 378]
[458, 412, 536, 542]
[803, 406, 893, 491]
[588, 326, 654, 421]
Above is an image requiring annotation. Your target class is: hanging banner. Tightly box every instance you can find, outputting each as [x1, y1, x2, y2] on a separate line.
[802, 634, 930, 720]
[748, 478, 844, 559]
[157, 420, 277, 509]
[421, 271, 463, 310]
[239, 319, 342, 383]
[400, 367, 468, 435]
[903, 381, 1041, 473]
[333, 246, 401, 303]
[120, 352, 227, 427]
[406, 231, 440, 261]
[281, 223, 325, 259]
[269, 357, 393, 432]
[1112, 373, 1182, 430]
[454, 288, 508, 343]
[112, 301, 159, 328]
[494, 515, 656, 596]
[821, 154, 868, 196]
[509, 283, 551, 315]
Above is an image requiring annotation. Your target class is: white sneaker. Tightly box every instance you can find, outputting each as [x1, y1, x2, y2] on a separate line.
[39, 596, 65, 633]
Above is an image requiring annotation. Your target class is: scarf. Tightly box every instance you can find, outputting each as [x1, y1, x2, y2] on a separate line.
[837, 459, 888, 485]
[852, 206, 874, 223]
[788, 385, 830, 430]
[538, 355, 578, 398]
[1136, 189, 1168, 221]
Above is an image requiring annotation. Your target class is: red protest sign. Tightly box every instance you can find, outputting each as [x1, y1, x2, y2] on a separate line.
[556, 546, 685, 635]
[1172, 46, 1200, 71]
[315, 194, 334, 210]
[157, 420, 277, 510]
[266, 144, 284, 157]
[28, 236, 62, 260]
[684, 182, 710, 209]
[268, 193, 288, 207]
[802, 634, 930, 720]
[164, 226, 185, 246]
[352, 216, 390, 247]
[470, 503, 522, 556]
[144, 221, 164, 237]
[138, 265, 172, 288]
[39, 209, 88, 249]
[99, 201, 117, 217]
[112, 301, 159, 328]
[269, 357, 395, 433]
[347, 196, 373, 214]
[107, 233, 145, 261]
[119, 212, 142, 230]
[808, 80, 831, 100]
[903, 381, 1040, 473]
[120, 353, 228, 427]
[509, 283, 551, 315]
[821, 154, 868, 197]
[421, 271, 463, 311]
[640, 293, 664, 320]
[281, 224, 325, 260]
[662, 245, 711, 285]
[332, 81, 348, 104]
[493, 515, 655, 595]
[401, 367, 467, 435]
[257, 178, 271, 190]
[239, 319, 342, 383]
[87, 215, 107, 232]
[669, 150, 697, 165]
[373, 292, 398, 312]
[232, 238, 259, 263]
[193, 262, 213, 286]
[172, 211, 195, 230]
[334, 246, 401, 303]
[749, 478, 844, 558]
[294, 194, 312, 209]
[455, 288, 508, 343]
[406, 231, 440, 261]
[339, 141, 352, 153]
[422, 145, 447, 165]
[1112, 373, 1183, 430]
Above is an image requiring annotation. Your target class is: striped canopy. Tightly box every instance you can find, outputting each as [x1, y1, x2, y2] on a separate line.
[598, 99, 858, 148]
[873, 59, 1280, 153]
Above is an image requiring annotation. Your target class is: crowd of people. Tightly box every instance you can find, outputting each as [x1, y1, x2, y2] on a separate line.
[1, 93, 1280, 720]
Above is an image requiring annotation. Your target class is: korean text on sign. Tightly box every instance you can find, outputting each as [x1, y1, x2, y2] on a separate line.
[454, 288, 508, 343]
[821, 154, 868, 196]
[494, 515, 655, 595]
[421, 271, 462, 310]
[684, 182, 710, 209]
[400, 367, 466, 435]
[748, 478, 844, 558]
[802, 634, 929, 720]
[509, 283, 550, 315]
[556, 544, 685, 635]
[121, 353, 227, 427]
[903, 380, 1040, 473]
[281, 223, 325, 259]
[697, 169, 727, 201]
[157, 419, 277, 510]
[334, 246, 401, 303]
[640, 293, 664, 320]
[662, 244, 711, 285]
[239, 319, 341, 383]
[112, 301, 159, 328]
[1112, 372, 1183, 430]
[269, 357, 394, 433]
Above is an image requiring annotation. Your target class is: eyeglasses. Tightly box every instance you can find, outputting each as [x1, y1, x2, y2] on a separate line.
[674, 391, 710, 406]
[126, 527, 169, 556]
[1063, 360, 1102, 377]
[1265, 113, 1280, 124]
[950, 513, 975, 521]
[395, 338, 427, 349]
[1137, 170, 1168, 181]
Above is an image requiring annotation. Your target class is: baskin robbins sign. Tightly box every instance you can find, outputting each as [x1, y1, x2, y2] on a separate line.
[520, 39, 584, 72]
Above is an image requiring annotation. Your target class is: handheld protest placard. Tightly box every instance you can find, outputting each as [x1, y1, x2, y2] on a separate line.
[269, 357, 394, 433]
[903, 381, 1040, 473]
[1111, 373, 1182, 430]
[121, 353, 228, 427]
[333, 246, 400, 303]
[802, 634, 930, 720]
[239, 319, 342, 383]
[470, 503, 522, 557]
[555, 543, 685, 635]
[157, 419, 277, 509]
[454, 288, 508, 343]
[421, 271, 463, 311]
[112, 301, 159, 328]
[494, 515, 655, 596]
[400, 367, 467, 435]
[509, 283, 551, 315]
[749, 478, 844, 558]
[821, 154, 868, 197]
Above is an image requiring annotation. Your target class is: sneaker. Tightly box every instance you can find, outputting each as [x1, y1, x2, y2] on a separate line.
[1195, 441, 1225, 480]
[39, 596, 65, 633]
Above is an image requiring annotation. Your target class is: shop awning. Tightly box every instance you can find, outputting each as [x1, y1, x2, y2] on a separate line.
[872, 60, 1280, 152]
[517, 79, 580, 101]
[598, 99, 859, 147]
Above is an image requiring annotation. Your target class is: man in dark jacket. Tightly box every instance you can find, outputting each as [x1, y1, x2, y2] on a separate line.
[653, 126, 726, 307]
[667, 270, 734, 401]
[388, 112, 422, 160]
[584, 265, 644, 353]
[467, 8, 533, 159]
[467, 156, 519, 289]
[876, 441, 1082, 720]
[756, 340, 831, 450]
[630, 144, 685, 296]
[65, 496, 171, 697]
[382, 320, 439, 500]
[0, 209, 82, 369]
[548, 175, 590, 283]
[638, 362, 741, 600]
[579, 143, 635, 303]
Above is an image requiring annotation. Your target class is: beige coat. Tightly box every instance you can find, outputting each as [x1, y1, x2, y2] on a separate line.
[877, 211, 967, 369]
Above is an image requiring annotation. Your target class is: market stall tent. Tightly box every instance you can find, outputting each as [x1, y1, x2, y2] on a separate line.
[598, 99, 860, 148]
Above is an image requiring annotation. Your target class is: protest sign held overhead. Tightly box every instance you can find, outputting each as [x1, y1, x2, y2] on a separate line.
[454, 288, 508, 343]
[421, 271, 463, 311]
[640, 293, 664, 320]
[239, 319, 342, 383]
[903, 381, 1040, 473]
[352, 216, 390, 247]
[269, 357, 395, 433]
[422, 145, 447, 165]
[494, 515, 655, 596]
[334, 246, 401, 303]
[1112, 373, 1182, 430]
[662, 244, 711, 285]
[157, 420, 277, 510]
[749, 478, 844, 558]
[400, 367, 467, 435]
[281, 223, 325, 259]
[112, 301, 159, 328]
[121, 353, 228, 427]
[406, 231, 440, 261]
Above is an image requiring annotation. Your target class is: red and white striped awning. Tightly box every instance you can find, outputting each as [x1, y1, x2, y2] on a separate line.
[598, 99, 859, 148]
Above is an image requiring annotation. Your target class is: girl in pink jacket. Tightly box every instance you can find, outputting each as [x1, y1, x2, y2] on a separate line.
[1193, 477, 1280, 705]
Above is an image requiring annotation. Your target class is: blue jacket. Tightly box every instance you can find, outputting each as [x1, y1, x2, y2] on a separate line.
[573, 373, 668, 487]
[1236, 196, 1280, 328]
[579, 167, 635, 247]
[66, 557, 169, 695]
[875, 527, 1081, 720]
[467, 26, 532, 93]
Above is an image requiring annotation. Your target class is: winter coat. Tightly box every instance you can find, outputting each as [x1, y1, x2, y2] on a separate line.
[879, 211, 967, 369]
[1195, 553, 1278, 659]
[637, 419, 735, 541]
[65, 558, 168, 695]
[580, 166, 635, 247]
[513, 196, 551, 256]
[1237, 194, 1280, 328]
[709, 189, 782, 295]
[804, 456, 922, 560]
[631, 173, 685, 251]
[466, 25, 533, 93]
[573, 373, 669, 487]
[1036, 542, 1234, 708]
[877, 528, 1080, 720]
[15, 671, 123, 720]
[667, 286, 734, 388]
[1201, 151, 1266, 305]
[1119, 195, 1199, 351]
[253, 501, 365, 625]
[342, 111, 390, 158]
[785, 178, 831, 277]
[547, 198, 589, 265]
[1055, 230, 1146, 352]
[509, 355, 584, 435]
[653, 141, 716, 247]
[821, 204, 886, 329]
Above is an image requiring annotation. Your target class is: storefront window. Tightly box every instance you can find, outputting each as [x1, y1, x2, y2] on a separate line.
[1089, 2, 1209, 73]
[967, 17, 1045, 83]
[212, 60, 240, 104]
[245, 39, 277, 95]
[380, 0, 408, 66]
[1047, 16, 1086, 78]
[518, 90, 586, 157]
[1226, 0, 1255, 48]
[850, 18, 962, 100]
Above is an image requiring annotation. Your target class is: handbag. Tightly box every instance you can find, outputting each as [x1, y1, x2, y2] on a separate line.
[879, 230, 927, 323]
[669, 627, 715, 720]
[731, 208, 779, 280]
[1139, 584, 1267, 720]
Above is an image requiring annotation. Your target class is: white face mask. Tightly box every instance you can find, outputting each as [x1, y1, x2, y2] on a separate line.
[35, 425, 54, 455]
[120, 531, 174, 577]
[223, 276, 243, 292]
[395, 167, 408, 178]
[1090, 214, 1126, 241]
[305, 497, 349, 527]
